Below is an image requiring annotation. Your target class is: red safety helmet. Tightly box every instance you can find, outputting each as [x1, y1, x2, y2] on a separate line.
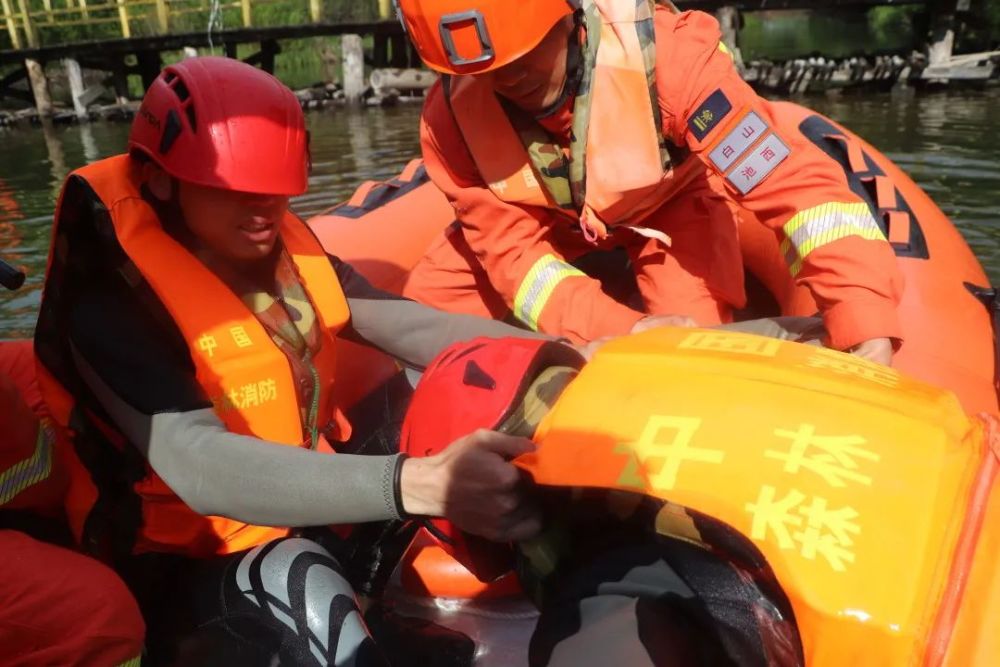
[400, 336, 583, 581]
[394, 0, 574, 75]
[128, 56, 308, 196]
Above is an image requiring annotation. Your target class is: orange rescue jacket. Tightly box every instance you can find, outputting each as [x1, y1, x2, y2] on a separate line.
[37, 155, 351, 557]
[420, 6, 904, 349]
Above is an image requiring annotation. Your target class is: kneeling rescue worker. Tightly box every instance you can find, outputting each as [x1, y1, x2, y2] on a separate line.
[33, 56, 560, 665]
[396, 0, 904, 365]
[0, 328, 144, 666]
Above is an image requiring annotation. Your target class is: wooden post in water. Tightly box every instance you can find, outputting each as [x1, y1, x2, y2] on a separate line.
[110, 61, 130, 105]
[40, 117, 68, 185]
[342, 34, 365, 105]
[64, 58, 88, 120]
[241, 0, 252, 27]
[25, 60, 53, 117]
[116, 0, 131, 38]
[155, 0, 169, 33]
[927, 0, 963, 66]
[14, 0, 52, 118]
[136, 50, 162, 91]
[1, 0, 22, 50]
[715, 6, 744, 72]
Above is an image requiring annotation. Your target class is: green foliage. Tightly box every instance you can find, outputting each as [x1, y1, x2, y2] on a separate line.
[738, 2, 1000, 61]
[868, 6, 923, 49]
[0, 0, 381, 97]
[0, 0, 380, 50]
[986, 0, 1000, 34]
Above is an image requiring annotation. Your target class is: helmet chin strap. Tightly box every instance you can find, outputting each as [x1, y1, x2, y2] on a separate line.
[138, 168, 195, 250]
[532, 17, 584, 120]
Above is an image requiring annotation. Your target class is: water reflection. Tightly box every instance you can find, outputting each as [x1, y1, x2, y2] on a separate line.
[0, 175, 36, 339]
[1, 93, 999, 339]
[347, 109, 375, 177]
[807, 90, 1000, 271]
[40, 119, 69, 198]
[79, 123, 100, 163]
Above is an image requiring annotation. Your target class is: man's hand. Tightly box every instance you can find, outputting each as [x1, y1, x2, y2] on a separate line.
[849, 337, 893, 366]
[576, 336, 613, 362]
[630, 314, 698, 334]
[575, 314, 698, 361]
[400, 429, 541, 542]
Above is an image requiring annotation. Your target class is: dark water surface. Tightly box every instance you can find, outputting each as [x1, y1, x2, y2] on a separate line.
[2, 89, 999, 339]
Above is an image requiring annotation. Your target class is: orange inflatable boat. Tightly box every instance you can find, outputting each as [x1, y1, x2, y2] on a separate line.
[311, 102, 998, 419]
[309, 102, 1000, 666]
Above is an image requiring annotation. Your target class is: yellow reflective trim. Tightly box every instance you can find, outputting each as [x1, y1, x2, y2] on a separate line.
[781, 203, 886, 276]
[513, 253, 585, 330]
[0, 419, 54, 505]
[718, 41, 732, 59]
[115, 657, 142, 667]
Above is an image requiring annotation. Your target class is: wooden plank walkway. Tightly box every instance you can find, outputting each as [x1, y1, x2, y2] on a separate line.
[0, 20, 405, 66]
[0, 0, 972, 115]
[0, 0, 938, 59]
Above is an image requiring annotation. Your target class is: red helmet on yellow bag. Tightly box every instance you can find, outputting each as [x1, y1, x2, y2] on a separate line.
[395, 0, 574, 75]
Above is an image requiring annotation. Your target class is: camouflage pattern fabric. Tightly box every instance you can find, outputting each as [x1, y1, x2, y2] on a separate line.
[520, 490, 804, 666]
[498, 365, 580, 439]
[236, 247, 324, 434]
[516, 112, 575, 210]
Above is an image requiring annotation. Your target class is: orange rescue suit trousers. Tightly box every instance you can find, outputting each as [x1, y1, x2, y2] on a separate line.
[0, 530, 146, 667]
[403, 175, 745, 329]
[1, 340, 144, 666]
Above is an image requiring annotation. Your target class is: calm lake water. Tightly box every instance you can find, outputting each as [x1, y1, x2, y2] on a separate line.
[2, 88, 999, 339]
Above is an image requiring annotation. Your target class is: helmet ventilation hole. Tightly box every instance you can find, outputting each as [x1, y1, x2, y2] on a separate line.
[166, 77, 197, 132]
[173, 80, 190, 102]
[159, 109, 183, 155]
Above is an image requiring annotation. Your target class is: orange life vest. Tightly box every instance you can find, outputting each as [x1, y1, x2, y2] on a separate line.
[0, 340, 65, 515]
[36, 155, 351, 557]
[445, 1, 699, 240]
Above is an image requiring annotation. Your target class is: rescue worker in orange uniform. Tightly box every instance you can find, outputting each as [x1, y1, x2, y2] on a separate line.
[397, 0, 904, 365]
[32, 57, 560, 666]
[0, 314, 145, 667]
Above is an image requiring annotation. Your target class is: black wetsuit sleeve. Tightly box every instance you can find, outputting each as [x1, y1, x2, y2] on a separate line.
[330, 254, 552, 370]
[67, 281, 404, 525]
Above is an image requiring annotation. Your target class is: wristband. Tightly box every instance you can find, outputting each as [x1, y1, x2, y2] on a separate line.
[393, 453, 410, 519]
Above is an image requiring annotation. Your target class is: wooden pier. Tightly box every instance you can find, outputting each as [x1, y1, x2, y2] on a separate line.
[0, 0, 415, 114]
[0, 21, 415, 104]
[0, 0, 983, 121]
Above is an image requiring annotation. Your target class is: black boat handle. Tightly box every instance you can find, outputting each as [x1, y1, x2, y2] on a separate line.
[0, 258, 25, 291]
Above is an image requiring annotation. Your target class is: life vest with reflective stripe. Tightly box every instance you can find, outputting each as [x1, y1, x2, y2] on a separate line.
[36, 155, 351, 557]
[0, 340, 64, 515]
[445, 1, 699, 240]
